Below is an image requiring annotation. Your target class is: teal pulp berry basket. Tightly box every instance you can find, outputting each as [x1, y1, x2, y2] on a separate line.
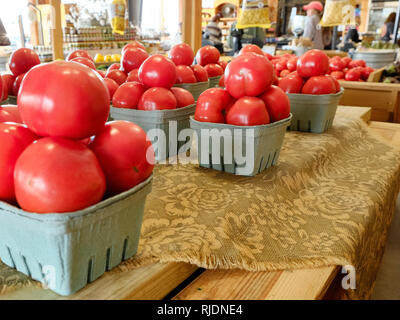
[0, 176, 152, 296]
[208, 76, 222, 88]
[287, 89, 344, 133]
[173, 80, 209, 101]
[190, 115, 292, 176]
[110, 104, 196, 161]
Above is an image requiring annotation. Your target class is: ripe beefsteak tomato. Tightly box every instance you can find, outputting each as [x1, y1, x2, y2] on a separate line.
[121, 47, 149, 73]
[194, 88, 233, 123]
[139, 55, 177, 89]
[297, 49, 329, 78]
[191, 65, 209, 82]
[9, 48, 40, 77]
[204, 63, 224, 78]
[171, 87, 195, 108]
[196, 45, 220, 66]
[169, 43, 195, 66]
[301, 75, 336, 94]
[259, 85, 290, 122]
[226, 96, 270, 126]
[112, 82, 144, 109]
[175, 65, 197, 84]
[138, 87, 177, 110]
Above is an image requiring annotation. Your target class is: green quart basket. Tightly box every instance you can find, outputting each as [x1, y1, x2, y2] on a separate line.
[0, 176, 153, 296]
[110, 104, 196, 161]
[190, 114, 292, 176]
[0, 95, 17, 105]
[208, 76, 222, 88]
[287, 89, 344, 133]
[173, 80, 209, 101]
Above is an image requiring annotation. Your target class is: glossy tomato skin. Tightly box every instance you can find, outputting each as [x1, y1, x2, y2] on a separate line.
[278, 74, 303, 93]
[297, 49, 329, 78]
[9, 48, 40, 77]
[224, 52, 273, 99]
[66, 50, 93, 62]
[107, 63, 120, 73]
[89, 121, 154, 196]
[204, 63, 224, 77]
[330, 71, 345, 80]
[302, 75, 336, 94]
[175, 65, 197, 84]
[0, 105, 22, 123]
[191, 65, 208, 82]
[349, 60, 366, 68]
[218, 60, 228, 71]
[70, 57, 96, 70]
[96, 70, 106, 78]
[0, 123, 38, 202]
[106, 69, 127, 85]
[327, 75, 341, 92]
[259, 85, 290, 122]
[171, 87, 195, 108]
[361, 67, 374, 80]
[12, 73, 26, 96]
[279, 69, 291, 78]
[126, 68, 140, 82]
[345, 68, 361, 81]
[194, 88, 233, 123]
[1, 79, 7, 101]
[226, 97, 270, 126]
[103, 78, 119, 101]
[122, 41, 146, 53]
[2, 74, 15, 95]
[169, 43, 195, 66]
[341, 57, 352, 68]
[239, 44, 264, 56]
[219, 74, 225, 87]
[139, 55, 176, 89]
[138, 87, 177, 110]
[329, 59, 344, 72]
[286, 57, 298, 72]
[196, 45, 220, 66]
[18, 61, 110, 139]
[14, 137, 106, 213]
[121, 47, 149, 73]
[112, 82, 144, 109]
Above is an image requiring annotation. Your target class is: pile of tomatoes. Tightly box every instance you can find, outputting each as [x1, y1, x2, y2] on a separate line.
[328, 56, 374, 82]
[0, 55, 154, 214]
[195, 48, 290, 126]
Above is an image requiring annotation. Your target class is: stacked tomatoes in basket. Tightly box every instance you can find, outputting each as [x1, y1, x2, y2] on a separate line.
[195, 50, 290, 126]
[0, 57, 154, 214]
[277, 50, 342, 95]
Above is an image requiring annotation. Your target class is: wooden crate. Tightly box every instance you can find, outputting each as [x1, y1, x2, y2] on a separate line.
[339, 81, 400, 122]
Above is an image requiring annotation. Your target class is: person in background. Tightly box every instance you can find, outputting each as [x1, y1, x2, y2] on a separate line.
[381, 12, 396, 42]
[302, 1, 324, 50]
[204, 13, 223, 47]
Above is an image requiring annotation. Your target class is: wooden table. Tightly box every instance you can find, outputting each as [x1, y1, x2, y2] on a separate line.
[1, 106, 399, 301]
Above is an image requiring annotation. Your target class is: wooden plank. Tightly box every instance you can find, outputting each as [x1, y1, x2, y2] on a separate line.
[0, 262, 198, 300]
[50, 0, 64, 60]
[367, 67, 384, 83]
[335, 106, 372, 123]
[369, 121, 400, 148]
[173, 266, 339, 300]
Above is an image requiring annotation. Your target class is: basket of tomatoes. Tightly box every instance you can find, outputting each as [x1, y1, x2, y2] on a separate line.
[194, 45, 226, 88]
[277, 50, 343, 133]
[0, 51, 154, 296]
[190, 50, 291, 176]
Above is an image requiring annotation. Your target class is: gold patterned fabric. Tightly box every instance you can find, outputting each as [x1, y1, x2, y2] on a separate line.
[1, 113, 400, 299]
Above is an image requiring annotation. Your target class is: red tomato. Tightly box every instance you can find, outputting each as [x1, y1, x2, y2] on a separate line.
[204, 63, 224, 77]
[297, 49, 329, 78]
[345, 68, 361, 81]
[1, 78, 7, 101]
[330, 71, 345, 80]
[66, 50, 93, 62]
[14, 137, 106, 213]
[279, 69, 291, 78]
[12, 73, 26, 97]
[112, 82, 144, 109]
[361, 67, 374, 80]
[329, 59, 344, 72]
[194, 88, 233, 123]
[327, 75, 341, 92]
[224, 52, 273, 99]
[226, 97, 270, 126]
[191, 65, 209, 82]
[9, 48, 40, 77]
[70, 57, 96, 70]
[302, 75, 336, 94]
[121, 47, 149, 73]
[0, 105, 22, 123]
[171, 87, 195, 108]
[18, 61, 109, 139]
[196, 45, 220, 66]
[275, 60, 287, 72]
[103, 78, 119, 101]
[126, 68, 140, 82]
[107, 63, 120, 73]
[219, 74, 225, 87]
[239, 44, 264, 56]
[2, 74, 15, 95]
[278, 74, 303, 93]
[286, 57, 298, 72]
[341, 57, 352, 68]
[168, 43, 195, 66]
[96, 70, 106, 78]
[139, 55, 176, 89]
[138, 87, 177, 110]
[122, 41, 146, 53]
[106, 69, 127, 85]
[343, 67, 349, 74]
[175, 65, 197, 84]
[259, 85, 290, 122]
[264, 52, 273, 60]
[349, 60, 366, 68]
[0, 123, 38, 202]
[218, 60, 228, 71]
[89, 121, 154, 196]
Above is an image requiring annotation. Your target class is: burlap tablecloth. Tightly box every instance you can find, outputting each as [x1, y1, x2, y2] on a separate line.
[1, 112, 400, 299]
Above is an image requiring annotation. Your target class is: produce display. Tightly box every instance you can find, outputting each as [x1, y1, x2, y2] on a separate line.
[381, 61, 400, 84]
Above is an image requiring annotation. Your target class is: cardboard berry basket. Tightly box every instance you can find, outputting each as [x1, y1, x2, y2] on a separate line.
[0, 95, 17, 105]
[287, 89, 344, 133]
[0, 176, 152, 296]
[110, 104, 196, 161]
[189, 114, 292, 176]
[208, 76, 222, 88]
[173, 80, 209, 101]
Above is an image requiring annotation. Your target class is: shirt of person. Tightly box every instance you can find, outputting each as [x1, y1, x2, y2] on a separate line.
[205, 21, 222, 44]
[303, 14, 324, 50]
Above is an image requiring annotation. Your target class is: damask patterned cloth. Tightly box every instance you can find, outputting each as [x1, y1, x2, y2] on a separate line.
[1, 113, 400, 299]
